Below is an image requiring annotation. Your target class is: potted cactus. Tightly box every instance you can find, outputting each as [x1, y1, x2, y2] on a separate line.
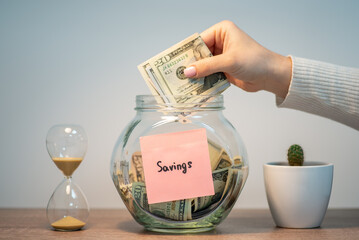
[263, 144, 334, 228]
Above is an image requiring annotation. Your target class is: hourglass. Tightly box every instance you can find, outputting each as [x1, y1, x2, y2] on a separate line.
[46, 124, 89, 231]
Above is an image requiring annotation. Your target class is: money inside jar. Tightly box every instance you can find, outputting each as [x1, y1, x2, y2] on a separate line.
[112, 140, 244, 221]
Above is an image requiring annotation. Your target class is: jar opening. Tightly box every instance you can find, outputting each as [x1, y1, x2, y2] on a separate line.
[135, 95, 224, 111]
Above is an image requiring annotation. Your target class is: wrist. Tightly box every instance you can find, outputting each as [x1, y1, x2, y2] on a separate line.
[265, 53, 292, 98]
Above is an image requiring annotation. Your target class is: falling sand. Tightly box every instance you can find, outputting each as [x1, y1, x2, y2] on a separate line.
[51, 216, 86, 230]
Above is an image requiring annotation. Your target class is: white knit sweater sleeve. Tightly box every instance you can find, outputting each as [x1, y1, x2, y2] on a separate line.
[276, 56, 359, 130]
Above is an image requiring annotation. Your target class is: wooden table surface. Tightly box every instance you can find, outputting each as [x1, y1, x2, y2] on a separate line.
[1, 209, 359, 239]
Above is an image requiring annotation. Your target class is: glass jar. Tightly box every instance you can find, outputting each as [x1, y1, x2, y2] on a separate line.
[110, 95, 248, 233]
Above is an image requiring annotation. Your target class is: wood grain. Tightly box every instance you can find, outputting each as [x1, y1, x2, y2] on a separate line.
[1, 209, 358, 240]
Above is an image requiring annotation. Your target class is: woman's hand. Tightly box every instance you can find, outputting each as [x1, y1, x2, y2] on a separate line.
[184, 20, 292, 98]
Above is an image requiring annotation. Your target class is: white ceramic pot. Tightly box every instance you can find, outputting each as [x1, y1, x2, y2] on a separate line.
[263, 162, 333, 228]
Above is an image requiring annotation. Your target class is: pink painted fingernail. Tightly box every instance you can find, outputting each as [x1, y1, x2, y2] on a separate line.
[184, 66, 197, 78]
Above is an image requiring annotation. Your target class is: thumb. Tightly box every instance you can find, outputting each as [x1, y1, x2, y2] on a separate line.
[184, 54, 229, 78]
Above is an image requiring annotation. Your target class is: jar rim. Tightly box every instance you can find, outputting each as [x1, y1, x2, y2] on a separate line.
[135, 95, 224, 111]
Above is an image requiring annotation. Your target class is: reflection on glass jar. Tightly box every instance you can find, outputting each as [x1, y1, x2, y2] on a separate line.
[110, 95, 248, 233]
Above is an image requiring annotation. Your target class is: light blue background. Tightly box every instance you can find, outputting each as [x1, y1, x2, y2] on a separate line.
[1, 0, 359, 208]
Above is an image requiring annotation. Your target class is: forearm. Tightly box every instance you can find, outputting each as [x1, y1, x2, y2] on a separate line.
[277, 56, 359, 130]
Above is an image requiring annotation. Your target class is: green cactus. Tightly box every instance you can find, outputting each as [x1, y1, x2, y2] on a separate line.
[287, 144, 304, 166]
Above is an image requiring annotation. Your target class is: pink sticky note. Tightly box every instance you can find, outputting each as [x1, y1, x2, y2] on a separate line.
[140, 128, 214, 204]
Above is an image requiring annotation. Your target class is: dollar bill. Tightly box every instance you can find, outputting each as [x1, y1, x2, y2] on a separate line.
[208, 139, 223, 171]
[130, 151, 145, 182]
[138, 33, 230, 104]
[112, 160, 134, 201]
[220, 157, 247, 202]
[132, 182, 192, 221]
[192, 167, 229, 212]
[133, 181, 149, 211]
[232, 155, 244, 169]
[214, 149, 232, 170]
[207, 139, 233, 170]
[191, 144, 232, 212]
[149, 199, 192, 221]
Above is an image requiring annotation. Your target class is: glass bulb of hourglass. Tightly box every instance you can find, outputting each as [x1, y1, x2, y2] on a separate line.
[46, 125, 87, 176]
[46, 124, 89, 231]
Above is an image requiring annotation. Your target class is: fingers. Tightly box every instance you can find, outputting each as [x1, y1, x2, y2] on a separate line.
[200, 20, 236, 52]
[200, 26, 217, 49]
[184, 54, 230, 78]
[184, 21, 239, 78]
[200, 22, 224, 52]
